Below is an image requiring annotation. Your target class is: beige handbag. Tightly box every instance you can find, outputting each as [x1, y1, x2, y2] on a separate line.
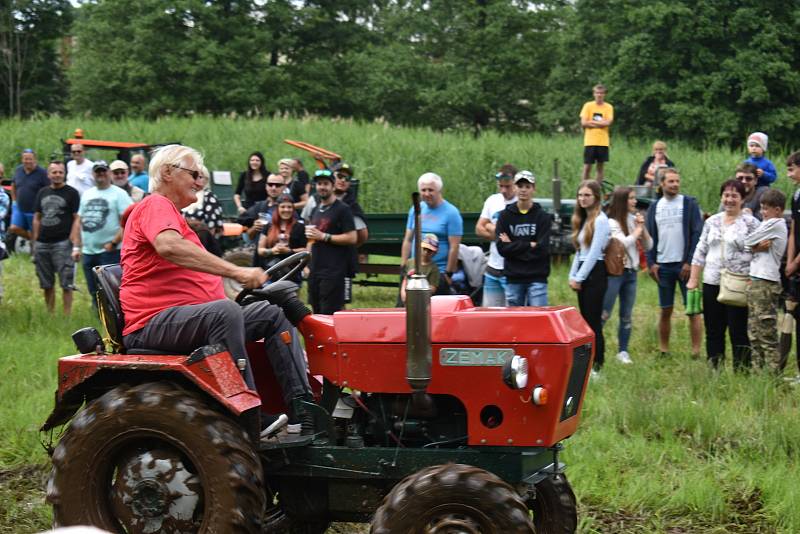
[716, 232, 748, 307]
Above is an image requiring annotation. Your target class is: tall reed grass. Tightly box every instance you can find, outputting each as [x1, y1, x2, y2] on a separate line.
[1, 115, 794, 213]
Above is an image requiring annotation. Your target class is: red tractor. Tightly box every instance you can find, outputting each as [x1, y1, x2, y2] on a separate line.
[41, 198, 594, 533]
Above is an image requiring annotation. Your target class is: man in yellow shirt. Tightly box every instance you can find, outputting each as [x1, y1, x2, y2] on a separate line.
[579, 84, 614, 182]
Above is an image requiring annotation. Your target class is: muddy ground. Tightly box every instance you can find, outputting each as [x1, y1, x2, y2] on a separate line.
[0, 464, 776, 534]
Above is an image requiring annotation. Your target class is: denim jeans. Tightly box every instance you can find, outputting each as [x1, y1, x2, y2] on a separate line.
[505, 282, 548, 307]
[602, 269, 638, 352]
[482, 272, 507, 306]
[82, 249, 121, 306]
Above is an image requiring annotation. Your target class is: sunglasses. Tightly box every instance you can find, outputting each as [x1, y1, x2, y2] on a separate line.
[71, 150, 83, 154]
[172, 165, 200, 180]
[334, 172, 352, 181]
[495, 172, 514, 180]
[112, 170, 127, 175]
[267, 182, 285, 187]
[315, 169, 333, 177]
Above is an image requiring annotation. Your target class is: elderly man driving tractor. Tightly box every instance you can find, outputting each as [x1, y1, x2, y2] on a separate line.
[120, 144, 314, 435]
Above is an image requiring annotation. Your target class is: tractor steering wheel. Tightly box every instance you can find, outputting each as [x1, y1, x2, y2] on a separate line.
[235, 251, 310, 305]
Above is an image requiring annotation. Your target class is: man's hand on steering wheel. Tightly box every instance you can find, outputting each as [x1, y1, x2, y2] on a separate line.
[234, 267, 268, 289]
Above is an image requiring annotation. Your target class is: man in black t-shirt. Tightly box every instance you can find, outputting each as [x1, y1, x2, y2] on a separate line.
[305, 169, 357, 314]
[32, 161, 81, 314]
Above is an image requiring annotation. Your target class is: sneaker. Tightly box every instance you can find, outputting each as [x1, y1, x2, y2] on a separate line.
[616, 351, 633, 364]
[286, 423, 301, 434]
[590, 369, 601, 381]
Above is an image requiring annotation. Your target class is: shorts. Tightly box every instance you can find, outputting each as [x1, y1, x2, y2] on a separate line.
[34, 239, 75, 290]
[583, 146, 609, 165]
[657, 262, 687, 308]
[10, 202, 34, 231]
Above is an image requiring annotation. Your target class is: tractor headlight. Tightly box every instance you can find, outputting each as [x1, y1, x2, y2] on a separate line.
[502, 355, 528, 389]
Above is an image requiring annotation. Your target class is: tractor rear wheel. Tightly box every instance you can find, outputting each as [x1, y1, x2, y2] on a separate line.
[528, 474, 578, 534]
[223, 247, 255, 300]
[371, 463, 534, 533]
[47, 381, 265, 533]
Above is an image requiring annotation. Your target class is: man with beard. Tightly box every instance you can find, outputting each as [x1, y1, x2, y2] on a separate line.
[32, 161, 80, 314]
[74, 160, 134, 304]
[109, 160, 145, 202]
[305, 169, 357, 314]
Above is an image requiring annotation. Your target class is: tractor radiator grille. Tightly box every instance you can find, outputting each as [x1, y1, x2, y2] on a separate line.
[560, 343, 592, 421]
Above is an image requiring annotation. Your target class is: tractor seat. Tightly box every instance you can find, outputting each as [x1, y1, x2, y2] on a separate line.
[93, 264, 184, 355]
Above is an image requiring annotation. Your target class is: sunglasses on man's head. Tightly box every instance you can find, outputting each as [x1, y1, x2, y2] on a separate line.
[315, 170, 333, 177]
[495, 172, 514, 180]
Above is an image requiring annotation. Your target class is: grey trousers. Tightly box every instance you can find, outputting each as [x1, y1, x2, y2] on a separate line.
[123, 299, 310, 402]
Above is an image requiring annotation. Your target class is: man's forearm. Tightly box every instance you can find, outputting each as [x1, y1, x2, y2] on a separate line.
[31, 215, 40, 242]
[329, 231, 357, 246]
[446, 246, 459, 273]
[400, 238, 411, 266]
[157, 234, 239, 278]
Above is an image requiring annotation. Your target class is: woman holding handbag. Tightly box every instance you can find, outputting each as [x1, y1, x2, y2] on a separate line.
[601, 187, 653, 365]
[687, 179, 759, 370]
[569, 180, 609, 375]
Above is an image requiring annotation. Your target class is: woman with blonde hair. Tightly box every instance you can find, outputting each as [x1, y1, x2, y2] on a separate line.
[569, 180, 609, 373]
[636, 140, 675, 186]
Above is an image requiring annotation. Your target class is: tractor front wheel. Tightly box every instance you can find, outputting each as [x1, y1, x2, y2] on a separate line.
[528, 474, 578, 534]
[47, 381, 265, 533]
[371, 463, 534, 533]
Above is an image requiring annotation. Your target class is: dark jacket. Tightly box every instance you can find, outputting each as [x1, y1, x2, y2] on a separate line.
[496, 202, 552, 283]
[645, 194, 703, 267]
[636, 156, 675, 185]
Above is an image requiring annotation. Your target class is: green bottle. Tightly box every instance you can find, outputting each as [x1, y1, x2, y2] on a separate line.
[686, 288, 702, 315]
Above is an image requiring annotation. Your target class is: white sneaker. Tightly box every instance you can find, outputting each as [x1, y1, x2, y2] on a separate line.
[590, 369, 601, 381]
[616, 351, 633, 364]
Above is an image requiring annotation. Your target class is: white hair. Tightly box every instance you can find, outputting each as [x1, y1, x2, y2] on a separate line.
[199, 164, 211, 190]
[278, 158, 294, 168]
[148, 144, 203, 191]
[417, 172, 443, 191]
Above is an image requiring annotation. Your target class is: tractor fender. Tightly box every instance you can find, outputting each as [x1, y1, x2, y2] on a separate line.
[41, 349, 261, 432]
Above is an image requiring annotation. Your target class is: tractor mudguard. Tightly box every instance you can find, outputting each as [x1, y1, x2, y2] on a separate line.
[41, 348, 261, 432]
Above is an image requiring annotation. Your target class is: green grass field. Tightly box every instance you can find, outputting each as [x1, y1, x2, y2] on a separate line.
[2, 116, 800, 532]
[1, 251, 799, 533]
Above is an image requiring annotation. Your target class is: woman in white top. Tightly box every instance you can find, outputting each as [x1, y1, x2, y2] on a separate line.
[601, 187, 653, 364]
[687, 179, 759, 370]
[569, 180, 609, 372]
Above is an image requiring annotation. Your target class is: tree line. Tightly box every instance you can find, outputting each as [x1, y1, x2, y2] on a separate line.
[3, 0, 799, 146]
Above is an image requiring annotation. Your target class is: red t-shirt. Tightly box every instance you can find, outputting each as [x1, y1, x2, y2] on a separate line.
[120, 194, 225, 336]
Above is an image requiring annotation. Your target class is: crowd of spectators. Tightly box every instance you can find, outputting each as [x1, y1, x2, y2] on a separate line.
[3, 131, 800, 385]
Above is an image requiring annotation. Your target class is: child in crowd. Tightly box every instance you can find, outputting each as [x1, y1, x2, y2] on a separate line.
[745, 189, 787, 372]
[745, 132, 777, 187]
[400, 233, 440, 303]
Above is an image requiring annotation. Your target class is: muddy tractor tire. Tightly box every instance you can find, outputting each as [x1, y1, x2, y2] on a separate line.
[371, 463, 534, 534]
[223, 247, 255, 300]
[47, 381, 265, 533]
[528, 474, 578, 534]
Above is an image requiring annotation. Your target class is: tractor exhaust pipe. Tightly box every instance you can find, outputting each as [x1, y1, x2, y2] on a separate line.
[406, 192, 432, 393]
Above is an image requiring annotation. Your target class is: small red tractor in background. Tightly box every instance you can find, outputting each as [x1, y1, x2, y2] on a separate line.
[41, 196, 594, 533]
